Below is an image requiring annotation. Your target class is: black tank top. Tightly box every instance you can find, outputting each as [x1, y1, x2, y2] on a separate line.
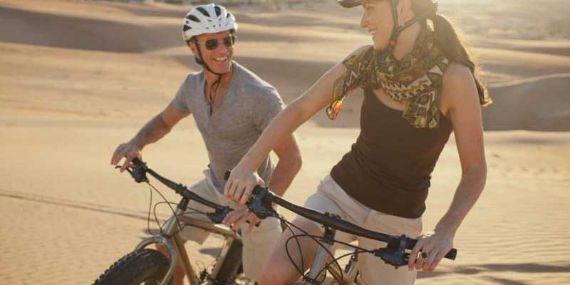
[330, 89, 452, 218]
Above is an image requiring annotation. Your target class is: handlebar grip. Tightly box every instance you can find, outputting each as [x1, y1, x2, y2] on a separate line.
[224, 170, 231, 181]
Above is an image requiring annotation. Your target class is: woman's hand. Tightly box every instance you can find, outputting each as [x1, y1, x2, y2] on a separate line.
[408, 230, 454, 272]
[224, 162, 265, 205]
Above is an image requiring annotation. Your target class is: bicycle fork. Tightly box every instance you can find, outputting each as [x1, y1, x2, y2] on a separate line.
[305, 227, 335, 284]
[134, 199, 200, 285]
[305, 226, 360, 285]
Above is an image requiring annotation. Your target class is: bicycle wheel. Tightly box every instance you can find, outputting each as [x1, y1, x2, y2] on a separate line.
[93, 248, 171, 285]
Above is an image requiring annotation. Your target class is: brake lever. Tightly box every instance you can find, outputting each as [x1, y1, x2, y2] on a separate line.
[116, 159, 148, 183]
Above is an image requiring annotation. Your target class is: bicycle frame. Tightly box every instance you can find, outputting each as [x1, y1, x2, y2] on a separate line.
[134, 203, 357, 285]
[134, 199, 240, 285]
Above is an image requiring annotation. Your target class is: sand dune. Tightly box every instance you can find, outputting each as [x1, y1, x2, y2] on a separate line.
[472, 37, 570, 57]
[476, 47, 570, 82]
[0, 6, 180, 53]
[484, 74, 570, 131]
[1, 0, 569, 284]
[0, 5, 363, 56]
[4, 1, 567, 130]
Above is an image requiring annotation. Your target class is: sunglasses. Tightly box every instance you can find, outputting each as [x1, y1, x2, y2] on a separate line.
[194, 35, 236, 51]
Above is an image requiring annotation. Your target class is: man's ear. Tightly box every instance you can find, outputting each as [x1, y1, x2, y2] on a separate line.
[187, 40, 197, 54]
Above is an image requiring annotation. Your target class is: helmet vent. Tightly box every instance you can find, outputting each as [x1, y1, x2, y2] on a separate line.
[188, 15, 200, 23]
[197, 7, 210, 17]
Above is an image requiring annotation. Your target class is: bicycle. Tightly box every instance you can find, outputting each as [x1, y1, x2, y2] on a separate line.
[94, 158, 249, 285]
[236, 172, 458, 285]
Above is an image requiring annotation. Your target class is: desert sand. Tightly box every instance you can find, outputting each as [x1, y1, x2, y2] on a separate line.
[0, 0, 569, 284]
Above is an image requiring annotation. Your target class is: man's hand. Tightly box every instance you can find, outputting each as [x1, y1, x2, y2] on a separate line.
[223, 206, 261, 234]
[111, 142, 141, 172]
[408, 230, 454, 272]
[224, 163, 265, 205]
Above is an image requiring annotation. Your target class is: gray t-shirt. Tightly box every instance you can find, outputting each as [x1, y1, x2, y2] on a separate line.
[171, 62, 284, 193]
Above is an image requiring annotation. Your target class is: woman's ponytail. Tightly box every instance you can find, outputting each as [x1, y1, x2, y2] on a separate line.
[413, 0, 492, 106]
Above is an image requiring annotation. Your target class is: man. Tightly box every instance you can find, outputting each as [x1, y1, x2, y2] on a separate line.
[110, 4, 302, 284]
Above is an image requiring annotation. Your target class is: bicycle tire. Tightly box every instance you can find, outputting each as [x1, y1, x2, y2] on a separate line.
[212, 239, 243, 284]
[93, 248, 171, 285]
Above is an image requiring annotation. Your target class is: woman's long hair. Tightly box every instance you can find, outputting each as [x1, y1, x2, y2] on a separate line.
[412, 0, 492, 105]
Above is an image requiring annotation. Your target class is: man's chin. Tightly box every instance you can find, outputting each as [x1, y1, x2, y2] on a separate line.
[207, 62, 232, 74]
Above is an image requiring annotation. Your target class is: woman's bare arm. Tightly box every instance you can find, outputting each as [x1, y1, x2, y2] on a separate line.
[409, 63, 487, 272]
[224, 62, 348, 204]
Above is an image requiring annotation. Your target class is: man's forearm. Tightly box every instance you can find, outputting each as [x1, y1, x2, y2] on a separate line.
[130, 115, 173, 150]
[268, 154, 302, 197]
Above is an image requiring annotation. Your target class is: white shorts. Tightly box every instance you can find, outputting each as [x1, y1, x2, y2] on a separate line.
[299, 175, 423, 285]
[170, 170, 282, 281]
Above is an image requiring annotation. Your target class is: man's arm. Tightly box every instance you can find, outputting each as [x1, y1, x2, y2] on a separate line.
[110, 104, 189, 171]
[268, 134, 302, 198]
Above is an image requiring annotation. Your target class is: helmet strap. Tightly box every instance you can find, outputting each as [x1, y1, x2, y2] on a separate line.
[193, 40, 226, 77]
[387, 0, 431, 48]
[193, 40, 229, 115]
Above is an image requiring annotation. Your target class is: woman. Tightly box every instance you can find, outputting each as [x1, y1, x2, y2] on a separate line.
[224, 0, 491, 284]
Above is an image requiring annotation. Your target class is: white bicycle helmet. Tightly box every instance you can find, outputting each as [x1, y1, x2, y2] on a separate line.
[182, 4, 238, 41]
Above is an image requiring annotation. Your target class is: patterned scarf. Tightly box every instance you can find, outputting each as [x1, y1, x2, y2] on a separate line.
[326, 26, 450, 128]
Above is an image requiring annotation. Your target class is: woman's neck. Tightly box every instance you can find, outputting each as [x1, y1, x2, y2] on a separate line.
[392, 22, 422, 60]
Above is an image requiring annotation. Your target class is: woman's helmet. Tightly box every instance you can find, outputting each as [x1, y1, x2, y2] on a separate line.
[337, 0, 435, 48]
[182, 3, 238, 41]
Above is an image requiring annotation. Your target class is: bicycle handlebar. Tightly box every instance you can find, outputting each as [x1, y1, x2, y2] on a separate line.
[126, 158, 231, 223]
[246, 185, 457, 261]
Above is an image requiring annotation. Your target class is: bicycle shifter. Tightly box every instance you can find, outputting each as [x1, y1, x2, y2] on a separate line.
[207, 207, 232, 224]
[247, 187, 276, 219]
[374, 235, 409, 268]
[125, 158, 149, 183]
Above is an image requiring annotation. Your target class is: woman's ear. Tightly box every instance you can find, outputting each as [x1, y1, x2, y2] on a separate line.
[398, 0, 415, 24]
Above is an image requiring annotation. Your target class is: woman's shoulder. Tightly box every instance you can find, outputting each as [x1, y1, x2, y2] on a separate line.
[327, 45, 374, 77]
[443, 63, 473, 84]
[343, 45, 374, 62]
[350, 45, 373, 55]
[440, 62, 480, 115]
